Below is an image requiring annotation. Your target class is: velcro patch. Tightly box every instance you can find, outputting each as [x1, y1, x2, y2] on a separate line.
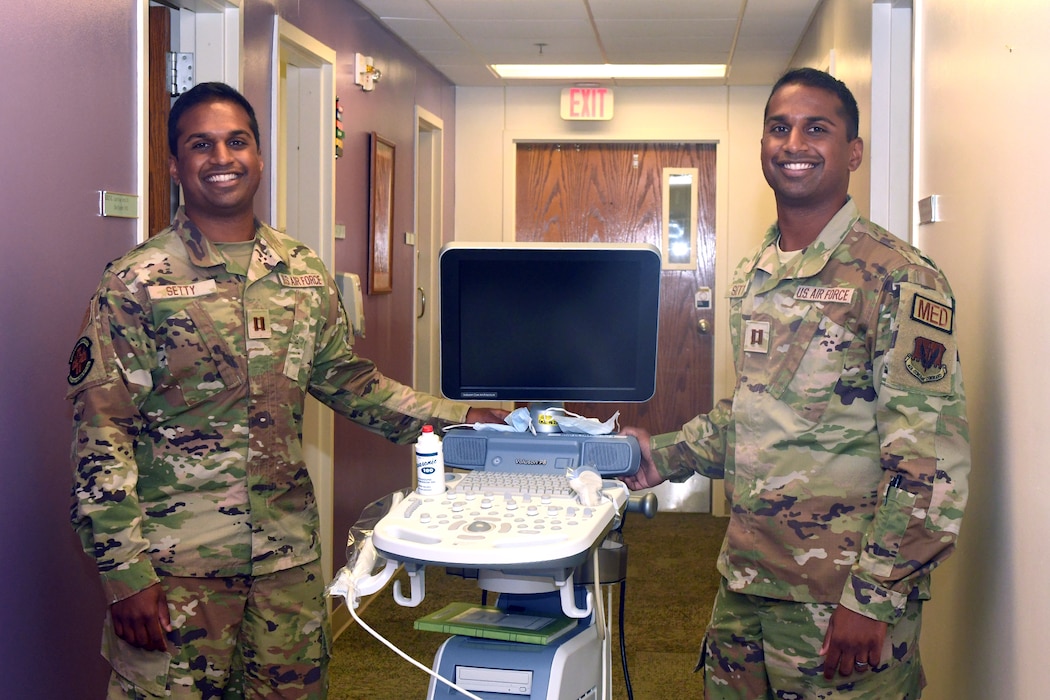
[147, 280, 217, 299]
[279, 273, 325, 288]
[910, 293, 953, 334]
[744, 320, 771, 354]
[794, 286, 855, 304]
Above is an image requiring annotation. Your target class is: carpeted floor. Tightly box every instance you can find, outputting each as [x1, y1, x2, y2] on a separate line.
[328, 511, 728, 699]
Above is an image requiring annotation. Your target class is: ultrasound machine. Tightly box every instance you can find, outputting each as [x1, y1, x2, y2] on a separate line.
[329, 242, 663, 700]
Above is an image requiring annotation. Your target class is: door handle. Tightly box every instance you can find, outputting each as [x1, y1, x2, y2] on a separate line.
[697, 318, 710, 334]
[417, 287, 426, 319]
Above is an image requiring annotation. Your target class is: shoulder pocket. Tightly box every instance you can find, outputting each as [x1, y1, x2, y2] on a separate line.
[885, 283, 957, 396]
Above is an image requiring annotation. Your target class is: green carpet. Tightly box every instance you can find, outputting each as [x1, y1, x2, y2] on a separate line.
[328, 511, 727, 699]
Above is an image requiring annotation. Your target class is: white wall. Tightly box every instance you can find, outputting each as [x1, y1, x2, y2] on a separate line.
[454, 84, 778, 514]
[913, 2, 1050, 698]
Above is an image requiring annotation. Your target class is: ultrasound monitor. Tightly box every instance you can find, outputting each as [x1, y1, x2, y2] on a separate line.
[438, 242, 662, 405]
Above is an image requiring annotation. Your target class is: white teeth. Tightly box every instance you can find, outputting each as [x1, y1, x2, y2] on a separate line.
[783, 163, 814, 170]
[207, 173, 238, 182]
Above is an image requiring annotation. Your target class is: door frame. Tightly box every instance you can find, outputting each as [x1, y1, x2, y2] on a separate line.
[139, 0, 243, 244]
[413, 106, 444, 396]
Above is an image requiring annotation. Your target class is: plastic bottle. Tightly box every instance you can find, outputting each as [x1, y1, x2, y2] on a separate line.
[415, 424, 445, 495]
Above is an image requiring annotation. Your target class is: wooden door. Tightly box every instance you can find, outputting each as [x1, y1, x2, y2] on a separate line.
[516, 142, 716, 435]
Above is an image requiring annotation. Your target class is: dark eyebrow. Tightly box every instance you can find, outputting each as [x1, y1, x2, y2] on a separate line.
[765, 114, 838, 128]
[182, 129, 254, 145]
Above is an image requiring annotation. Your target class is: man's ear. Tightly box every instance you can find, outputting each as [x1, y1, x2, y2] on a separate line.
[168, 155, 180, 185]
[848, 137, 864, 172]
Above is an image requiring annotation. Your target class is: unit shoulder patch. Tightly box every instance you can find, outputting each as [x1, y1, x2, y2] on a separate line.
[886, 283, 957, 395]
[67, 336, 94, 385]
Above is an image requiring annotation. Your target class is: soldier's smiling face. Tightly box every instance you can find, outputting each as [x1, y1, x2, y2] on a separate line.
[169, 99, 264, 225]
[760, 83, 862, 210]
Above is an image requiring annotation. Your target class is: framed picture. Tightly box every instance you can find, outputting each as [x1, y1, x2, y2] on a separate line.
[368, 132, 395, 294]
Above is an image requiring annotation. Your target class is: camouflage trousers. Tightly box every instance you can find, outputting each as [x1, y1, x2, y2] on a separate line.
[104, 561, 330, 699]
[698, 579, 925, 699]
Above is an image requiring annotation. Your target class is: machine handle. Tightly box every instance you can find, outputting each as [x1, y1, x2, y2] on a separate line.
[626, 492, 658, 519]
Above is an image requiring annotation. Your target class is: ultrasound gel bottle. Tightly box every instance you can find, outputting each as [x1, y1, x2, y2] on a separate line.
[415, 425, 445, 494]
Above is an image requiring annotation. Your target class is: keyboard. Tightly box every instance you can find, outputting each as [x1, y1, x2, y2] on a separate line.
[370, 471, 630, 570]
[449, 470, 575, 498]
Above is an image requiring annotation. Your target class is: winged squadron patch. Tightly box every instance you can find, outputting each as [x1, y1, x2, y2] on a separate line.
[905, 336, 948, 384]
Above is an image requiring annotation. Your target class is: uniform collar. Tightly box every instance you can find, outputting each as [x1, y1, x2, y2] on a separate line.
[172, 207, 288, 278]
[749, 198, 861, 287]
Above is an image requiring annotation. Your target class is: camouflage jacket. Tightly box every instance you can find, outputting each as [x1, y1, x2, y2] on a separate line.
[650, 199, 970, 623]
[68, 210, 469, 604]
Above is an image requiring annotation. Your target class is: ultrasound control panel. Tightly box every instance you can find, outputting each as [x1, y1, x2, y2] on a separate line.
[370, 471, 630, 571]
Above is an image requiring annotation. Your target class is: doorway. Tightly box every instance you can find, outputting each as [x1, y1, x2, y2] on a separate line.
[515, 141, 717, 512]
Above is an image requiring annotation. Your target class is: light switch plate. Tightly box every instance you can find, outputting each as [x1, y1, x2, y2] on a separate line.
[918, 195, 941, 224]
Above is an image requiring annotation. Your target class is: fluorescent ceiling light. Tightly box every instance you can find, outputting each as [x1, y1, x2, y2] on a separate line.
[490, 64, 726, 80]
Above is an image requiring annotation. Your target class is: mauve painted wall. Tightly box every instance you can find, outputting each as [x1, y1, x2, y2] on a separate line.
[1, 1, 140, 695]
[0, 1, 453, 695]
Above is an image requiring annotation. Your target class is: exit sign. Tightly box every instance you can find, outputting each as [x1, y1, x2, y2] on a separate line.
[560, 87, 614, 121]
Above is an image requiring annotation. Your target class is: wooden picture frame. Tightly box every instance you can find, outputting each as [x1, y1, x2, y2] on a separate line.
[368, 132, 395, 294]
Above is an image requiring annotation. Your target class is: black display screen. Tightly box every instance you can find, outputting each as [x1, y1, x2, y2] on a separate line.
[439, 243, 661, 403]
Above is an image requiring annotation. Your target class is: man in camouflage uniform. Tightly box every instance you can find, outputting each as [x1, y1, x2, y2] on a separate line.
[67, 82, 504, 699]
[622, 68, 970, 698]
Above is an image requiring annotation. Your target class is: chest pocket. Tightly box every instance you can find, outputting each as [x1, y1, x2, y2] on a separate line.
[761, 304, 854, 424]
[155, 302, 243, 408]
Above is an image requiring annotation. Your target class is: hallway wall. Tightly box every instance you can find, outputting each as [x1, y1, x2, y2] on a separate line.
[911, 1, 1050, 698]
[0, 2, 141, 695]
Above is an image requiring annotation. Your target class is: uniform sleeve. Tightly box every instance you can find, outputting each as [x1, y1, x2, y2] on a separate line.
[307, 275, 470, 444]
[68, 276, 161, 604]
[841, 268, 971, 622]
[648, 397, 733, 482]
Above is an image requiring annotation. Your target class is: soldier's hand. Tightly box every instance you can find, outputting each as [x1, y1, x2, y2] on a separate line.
[465, 407, 510, 425]
[618, 426, 665, 491]
[819, 605, 886, 679]
[111, 583, 172, 652]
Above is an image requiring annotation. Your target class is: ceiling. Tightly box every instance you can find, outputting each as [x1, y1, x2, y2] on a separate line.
[354, 0, 823, 88]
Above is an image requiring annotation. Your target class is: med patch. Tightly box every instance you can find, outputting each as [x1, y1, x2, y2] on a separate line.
[887, 283, 957, 394]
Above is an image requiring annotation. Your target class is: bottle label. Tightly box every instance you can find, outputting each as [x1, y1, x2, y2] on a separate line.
[416, 449, 444, 494]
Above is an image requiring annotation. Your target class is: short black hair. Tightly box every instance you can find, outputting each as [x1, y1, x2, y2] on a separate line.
[167, 82, 261, 158]
[764, 67, 860, 141]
